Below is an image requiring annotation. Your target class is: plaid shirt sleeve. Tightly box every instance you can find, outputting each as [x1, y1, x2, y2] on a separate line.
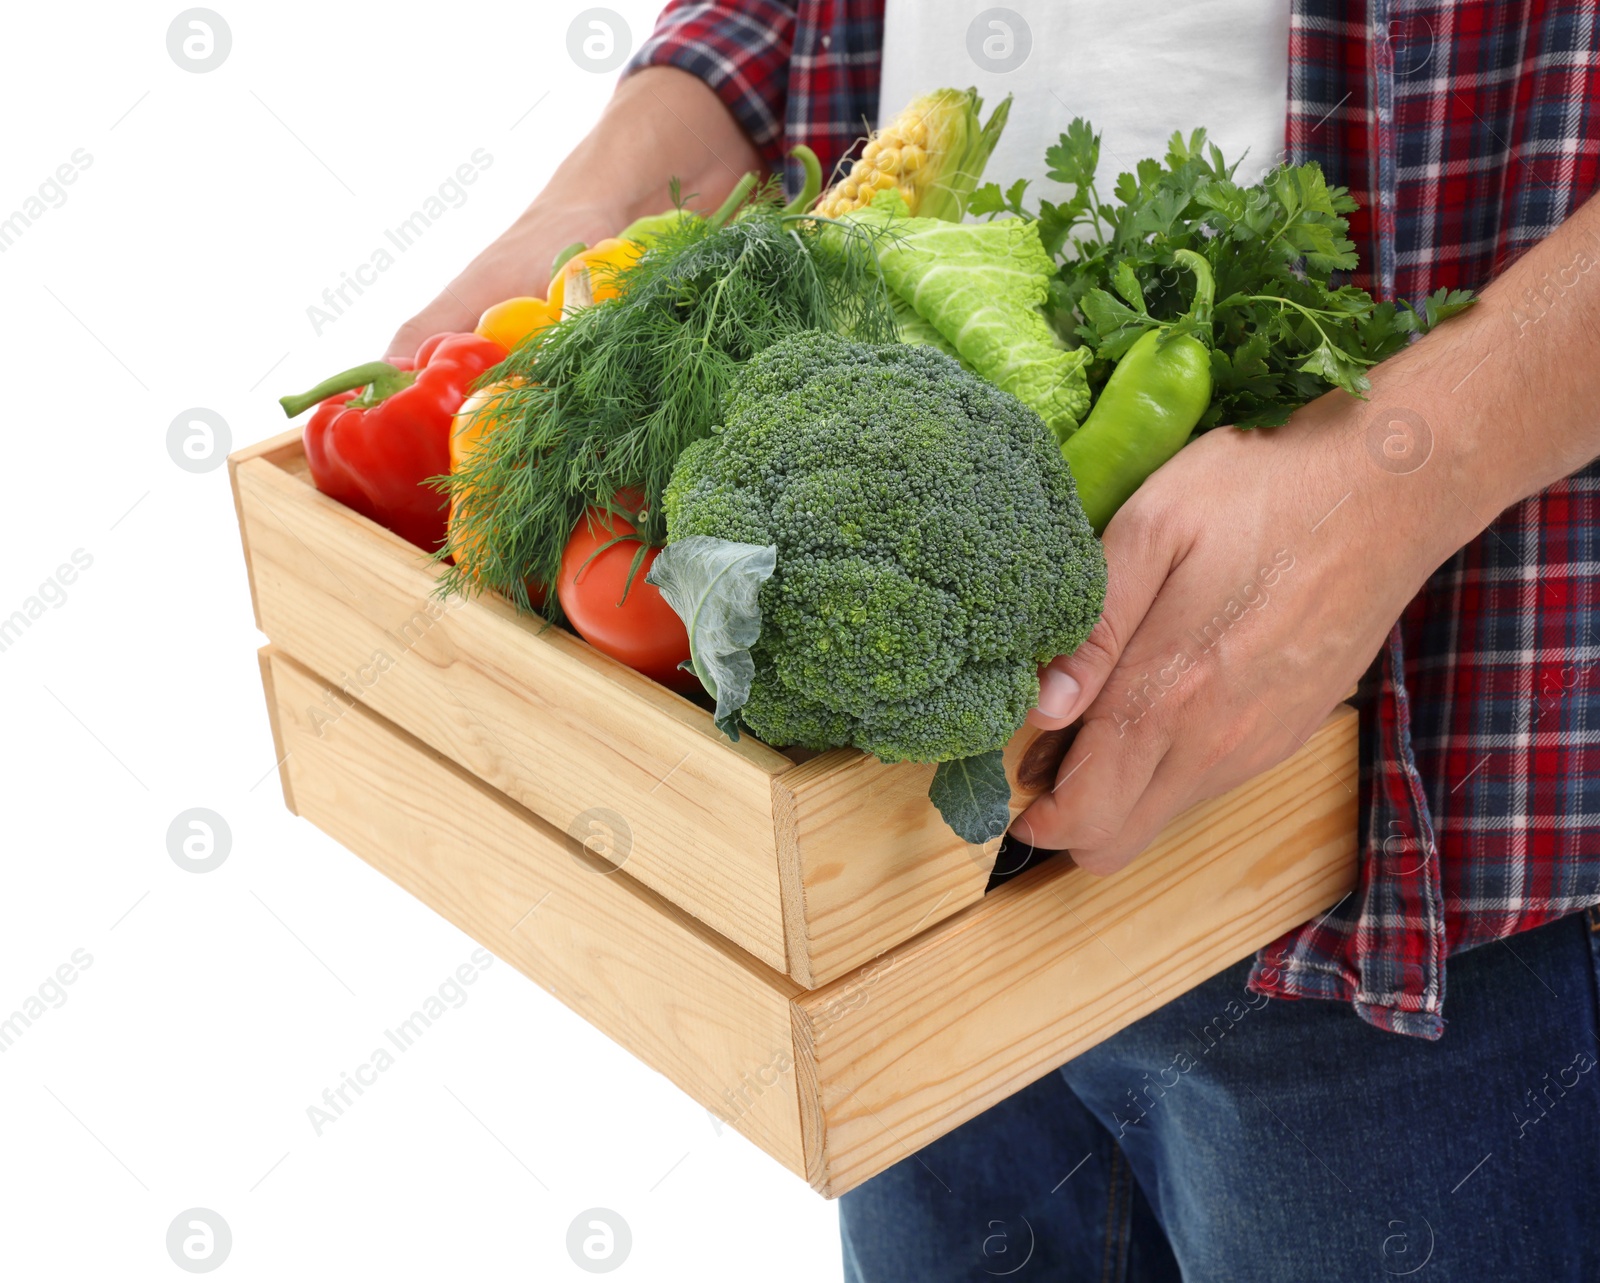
[626, 1, 886, 192]
[623, 1, 799, 166]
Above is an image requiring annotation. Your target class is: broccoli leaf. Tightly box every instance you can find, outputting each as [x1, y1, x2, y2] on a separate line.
[930, 751, 1011, 845]
[645, 536, 777, 738]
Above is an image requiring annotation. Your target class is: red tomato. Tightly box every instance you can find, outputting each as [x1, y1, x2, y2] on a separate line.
[558, 500, 695, 690]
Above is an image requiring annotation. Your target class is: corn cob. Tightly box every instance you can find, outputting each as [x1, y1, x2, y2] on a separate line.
[813, 88, 1012, 221]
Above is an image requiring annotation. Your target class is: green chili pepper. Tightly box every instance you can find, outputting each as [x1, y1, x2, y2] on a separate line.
[615, 210, 687, 245]
[781, 145, 823, 215]
[1063, 248, 1215, 533]
[549, 240, 588, 277]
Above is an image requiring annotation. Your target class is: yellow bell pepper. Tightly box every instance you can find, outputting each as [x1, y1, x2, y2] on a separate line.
[474, 296, 559, 351]
[547, 238, 643, 317]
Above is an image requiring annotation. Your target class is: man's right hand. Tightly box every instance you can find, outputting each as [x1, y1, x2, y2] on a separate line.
[385, 67, 761, 360]
[385, 202, 620, 359]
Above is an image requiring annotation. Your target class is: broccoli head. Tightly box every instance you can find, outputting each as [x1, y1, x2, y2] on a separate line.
[663, 330, 1106, 767]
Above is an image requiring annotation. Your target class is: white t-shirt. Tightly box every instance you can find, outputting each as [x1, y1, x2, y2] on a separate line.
[877, 1, 1290, 210]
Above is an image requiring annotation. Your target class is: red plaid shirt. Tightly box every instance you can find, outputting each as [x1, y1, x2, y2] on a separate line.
[629, 0, 1600, 1038]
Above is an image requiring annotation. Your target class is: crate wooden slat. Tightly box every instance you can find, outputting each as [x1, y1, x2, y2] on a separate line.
[258, 645, 1358, 1197]
[770, 723, 1088, 985]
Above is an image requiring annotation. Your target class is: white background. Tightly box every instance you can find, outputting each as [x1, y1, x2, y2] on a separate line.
[0, 1, 846, 1277]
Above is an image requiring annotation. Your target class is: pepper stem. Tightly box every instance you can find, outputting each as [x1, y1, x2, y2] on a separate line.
[1172, 248, 1215, 335]
[279, 361, 415, 418]
[782, 145, 824, 215]
[550, 240, 587, 278]
[706, 172, 759, 230]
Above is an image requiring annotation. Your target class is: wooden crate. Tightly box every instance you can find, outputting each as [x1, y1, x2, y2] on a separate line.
[233, 431, 1360, 1196]
[232, 430, 1128, 987]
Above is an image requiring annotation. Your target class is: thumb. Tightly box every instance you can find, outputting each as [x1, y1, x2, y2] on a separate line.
[1028, 511, 1172, 730]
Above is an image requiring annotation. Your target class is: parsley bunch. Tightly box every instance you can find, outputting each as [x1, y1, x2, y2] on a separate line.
[972, 122, 1475, 428]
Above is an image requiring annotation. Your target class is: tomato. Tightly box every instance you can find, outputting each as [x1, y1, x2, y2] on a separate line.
[558, 498, 694, 690]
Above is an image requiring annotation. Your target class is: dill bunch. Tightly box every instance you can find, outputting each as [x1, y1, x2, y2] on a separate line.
[439, 190, 897, 616]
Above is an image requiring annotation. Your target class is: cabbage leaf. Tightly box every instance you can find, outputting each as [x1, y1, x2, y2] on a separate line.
[849, 193, 1091, 439]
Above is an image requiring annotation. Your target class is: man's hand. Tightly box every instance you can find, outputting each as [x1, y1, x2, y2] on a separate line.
[386, 67, 759, 359]
[386, 203, 618, 359]
[1014, 392, 1480, 873]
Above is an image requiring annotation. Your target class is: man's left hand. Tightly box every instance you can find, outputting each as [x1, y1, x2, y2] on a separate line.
[1014, 390, 1476, 873]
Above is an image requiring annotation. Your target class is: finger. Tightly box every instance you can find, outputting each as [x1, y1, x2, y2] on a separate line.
[1047, 675, 1303, 875]
[1028, 507, 1178, 730]
[386, 286, 485, 360]
[1064, 750, 1199, 876]
[1010, 705, 1171, 857]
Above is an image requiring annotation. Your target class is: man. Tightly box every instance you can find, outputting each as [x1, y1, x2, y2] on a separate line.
[393, 3, 1600, 1277]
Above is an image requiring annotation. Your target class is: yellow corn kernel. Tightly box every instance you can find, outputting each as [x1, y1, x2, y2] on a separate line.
[871, 170, 897, 191]
[899, 144, 926, 174]
[874, 146, 901, 174]
[862, 137, 883, 163]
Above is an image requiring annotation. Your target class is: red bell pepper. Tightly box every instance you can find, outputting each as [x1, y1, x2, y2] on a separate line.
[279, 332, 507, 552]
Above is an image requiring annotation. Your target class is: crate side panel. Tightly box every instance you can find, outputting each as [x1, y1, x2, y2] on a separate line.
[778, 705, 1116, 987]
[777, 752, 995, 987]
[267, 650, 810, 1177]
[255, 646, 296, 814]
[228, 429, 302, 631]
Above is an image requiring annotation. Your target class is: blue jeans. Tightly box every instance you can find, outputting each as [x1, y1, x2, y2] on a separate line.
[839, 908, 1600, 1282]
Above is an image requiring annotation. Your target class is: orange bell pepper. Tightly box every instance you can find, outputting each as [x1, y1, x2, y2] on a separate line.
[448, 382, 514, 579]
[547, 238, 643, 316]
[447, 381, 546, 606]
[475, 296, 559, 351]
